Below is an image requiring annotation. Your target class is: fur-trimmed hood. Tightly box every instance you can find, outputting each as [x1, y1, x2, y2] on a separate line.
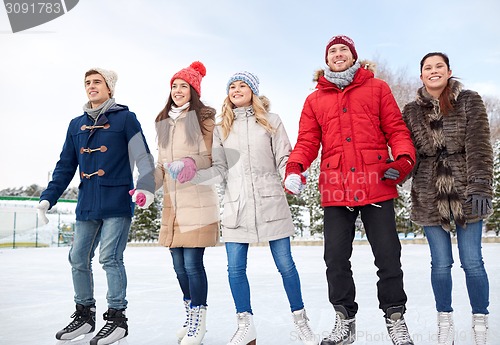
[199, 106, 216, 122]
[313, 59, 377, 82]
[259, 95, 271, 112]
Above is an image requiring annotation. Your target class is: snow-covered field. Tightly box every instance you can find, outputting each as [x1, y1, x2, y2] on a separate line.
[0, 243, 498, 345]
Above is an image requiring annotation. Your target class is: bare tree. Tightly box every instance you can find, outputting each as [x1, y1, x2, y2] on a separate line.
[484, 95, 500, 140]
[371, 59, 421, 110]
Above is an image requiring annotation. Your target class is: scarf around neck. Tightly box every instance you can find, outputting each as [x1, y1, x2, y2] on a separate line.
[169, 102, 190, 120]
[83, 98, 117, 120]
[233, 106, 254, 118]
[323, 61, 361, 89]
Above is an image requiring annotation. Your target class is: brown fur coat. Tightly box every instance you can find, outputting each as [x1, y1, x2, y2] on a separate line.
[402, 79, 493, 231]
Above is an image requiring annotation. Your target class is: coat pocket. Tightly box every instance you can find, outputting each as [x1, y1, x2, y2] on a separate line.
[319, 153, 343, 190]
[98, 177, 132, 212]
[222, 194, 240, 229]
[257, 184, 291, 222]
[360, 149, 389, 177]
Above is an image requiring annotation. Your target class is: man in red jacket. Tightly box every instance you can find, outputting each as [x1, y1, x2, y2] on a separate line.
[284, 35, 416, 345]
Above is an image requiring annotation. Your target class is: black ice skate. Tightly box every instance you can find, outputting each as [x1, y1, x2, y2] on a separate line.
[385, 306, 414, 345]
[90, 308, 128, 345]
[55, 304, 96, 342]
[321, 305, 355, 345]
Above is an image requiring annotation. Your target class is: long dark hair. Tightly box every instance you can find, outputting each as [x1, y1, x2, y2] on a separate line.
[155, 86, 212, 147]
[420, 52, 455, 115]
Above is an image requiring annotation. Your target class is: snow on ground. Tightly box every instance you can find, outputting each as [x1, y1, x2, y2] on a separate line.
[0, 243, 498, 345]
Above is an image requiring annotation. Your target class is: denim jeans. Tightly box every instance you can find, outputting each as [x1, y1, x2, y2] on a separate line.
[225, 237, 304, 314]
[170, 247, 208, 307]
[424, 221, 489, 314]
[69, 217, 131, 310]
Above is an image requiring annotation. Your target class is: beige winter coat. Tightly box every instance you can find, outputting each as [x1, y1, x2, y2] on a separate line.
[192, 105, 295, 243]
[154, 107, 220, 248]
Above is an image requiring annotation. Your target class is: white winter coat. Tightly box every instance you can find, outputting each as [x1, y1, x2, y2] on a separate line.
[192, 106, 295, 243]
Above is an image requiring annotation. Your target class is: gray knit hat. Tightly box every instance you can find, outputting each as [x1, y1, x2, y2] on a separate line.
[85, 67, 118, 97]
[226, 71, 259, 96]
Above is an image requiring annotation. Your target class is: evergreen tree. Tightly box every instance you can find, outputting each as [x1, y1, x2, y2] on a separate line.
[129, 195, 161, 242]
[286, 193, 306, 237]
[486, 139, 500, 235]
[301, 158, 323, 236]
[393, 185, 421, 237]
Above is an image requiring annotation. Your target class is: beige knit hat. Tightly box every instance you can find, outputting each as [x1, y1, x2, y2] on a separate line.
[85, 67, 118, 97]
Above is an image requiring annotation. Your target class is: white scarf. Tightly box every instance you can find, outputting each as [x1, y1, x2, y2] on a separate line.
[169, 102, 190, 120]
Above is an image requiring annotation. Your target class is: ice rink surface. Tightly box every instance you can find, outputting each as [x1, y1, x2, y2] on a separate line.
[1, 242, 498, 345]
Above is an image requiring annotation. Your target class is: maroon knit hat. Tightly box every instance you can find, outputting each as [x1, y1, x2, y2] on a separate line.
[325, 35, 358, 63]
[170, 61, 206, 96]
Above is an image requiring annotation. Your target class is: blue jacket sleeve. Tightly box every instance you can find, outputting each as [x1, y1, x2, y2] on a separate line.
[40, 120, 79, 208]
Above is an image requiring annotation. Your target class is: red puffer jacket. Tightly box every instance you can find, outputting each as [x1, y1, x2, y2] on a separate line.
[288, 66, 416, 207]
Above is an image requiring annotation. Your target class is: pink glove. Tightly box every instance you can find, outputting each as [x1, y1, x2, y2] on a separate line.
[177, 157, 197, 183]
[129, 189, 146, 207]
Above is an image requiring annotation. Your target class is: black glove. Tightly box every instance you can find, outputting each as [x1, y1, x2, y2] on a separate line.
[469, 195, 492, 217]
[381, 156, 414, 186]
[383, 167, 400, 180]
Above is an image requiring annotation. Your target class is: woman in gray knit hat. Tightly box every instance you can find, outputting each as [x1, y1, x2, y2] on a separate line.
[193, 71, 316, 345]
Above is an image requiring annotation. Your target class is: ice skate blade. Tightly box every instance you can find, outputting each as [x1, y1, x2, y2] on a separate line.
[55, 334, 128, 345]
[56, 333, 93, 345]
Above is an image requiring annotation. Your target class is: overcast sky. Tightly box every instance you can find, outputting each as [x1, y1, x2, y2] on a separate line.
[1, 0, 500, 191]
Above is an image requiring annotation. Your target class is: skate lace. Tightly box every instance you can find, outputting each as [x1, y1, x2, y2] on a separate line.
[186, 306, 202, 337]
[96, 321, 118, 337]
[293, 311, 315, 340]
[387, 317, 412, 345]
[182, 300, 191, 328]
[328, 313, 353, 341]
[229, 313, 251, 343]
[64, 310, 89, 332]
[472, 315, 488, 345]
[437, 312, 453, 344]
[95, 311, 126, 337]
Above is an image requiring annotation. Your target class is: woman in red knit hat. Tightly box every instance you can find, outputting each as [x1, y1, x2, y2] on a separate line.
[154, 61, 220, 345]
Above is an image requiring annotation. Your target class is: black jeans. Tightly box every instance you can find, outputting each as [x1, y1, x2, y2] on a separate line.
[323, 199, 407, 317]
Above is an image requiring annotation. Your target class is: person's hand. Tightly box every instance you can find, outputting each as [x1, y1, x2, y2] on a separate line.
[36, 200, 50, 225]
[165, 160, 185, 180]
[284, 162, 306, 195]
[381, 156, 414, 186]
[129, 189, 154, 209]
[284, 174, 307, 195]
[468, 195, 492, 217]
[177, 158, 197, 184]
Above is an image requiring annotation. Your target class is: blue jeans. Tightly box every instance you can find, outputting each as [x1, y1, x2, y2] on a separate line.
[170, 247, 208, 307]
[69, 217, 131, 310]
[424, 221, 489, 314]
[225, 237, 304, 314]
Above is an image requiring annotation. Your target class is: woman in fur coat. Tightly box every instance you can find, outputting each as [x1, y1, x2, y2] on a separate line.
[402, 52, 493, 345]
[154, 61, 220, 345]
[192, 71, 315, 345]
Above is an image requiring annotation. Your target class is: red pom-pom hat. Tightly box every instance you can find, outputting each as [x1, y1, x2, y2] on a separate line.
[170, 61, 206, 96]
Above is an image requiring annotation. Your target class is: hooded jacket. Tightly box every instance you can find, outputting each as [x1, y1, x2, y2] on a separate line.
[193, 98, 295, 243]
[40, 105, 155, 220]
[402, 79, 493, 230]
[288, 62, 416, 207]
[154, 107, 220, 248]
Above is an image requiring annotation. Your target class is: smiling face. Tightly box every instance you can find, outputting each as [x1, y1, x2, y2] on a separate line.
[420, 55, 452, 98]
[228, 80, 253, 108]
[326, 43, 355, 72]
[170, 78, 192, 107]
[85, 73, 111, 108]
